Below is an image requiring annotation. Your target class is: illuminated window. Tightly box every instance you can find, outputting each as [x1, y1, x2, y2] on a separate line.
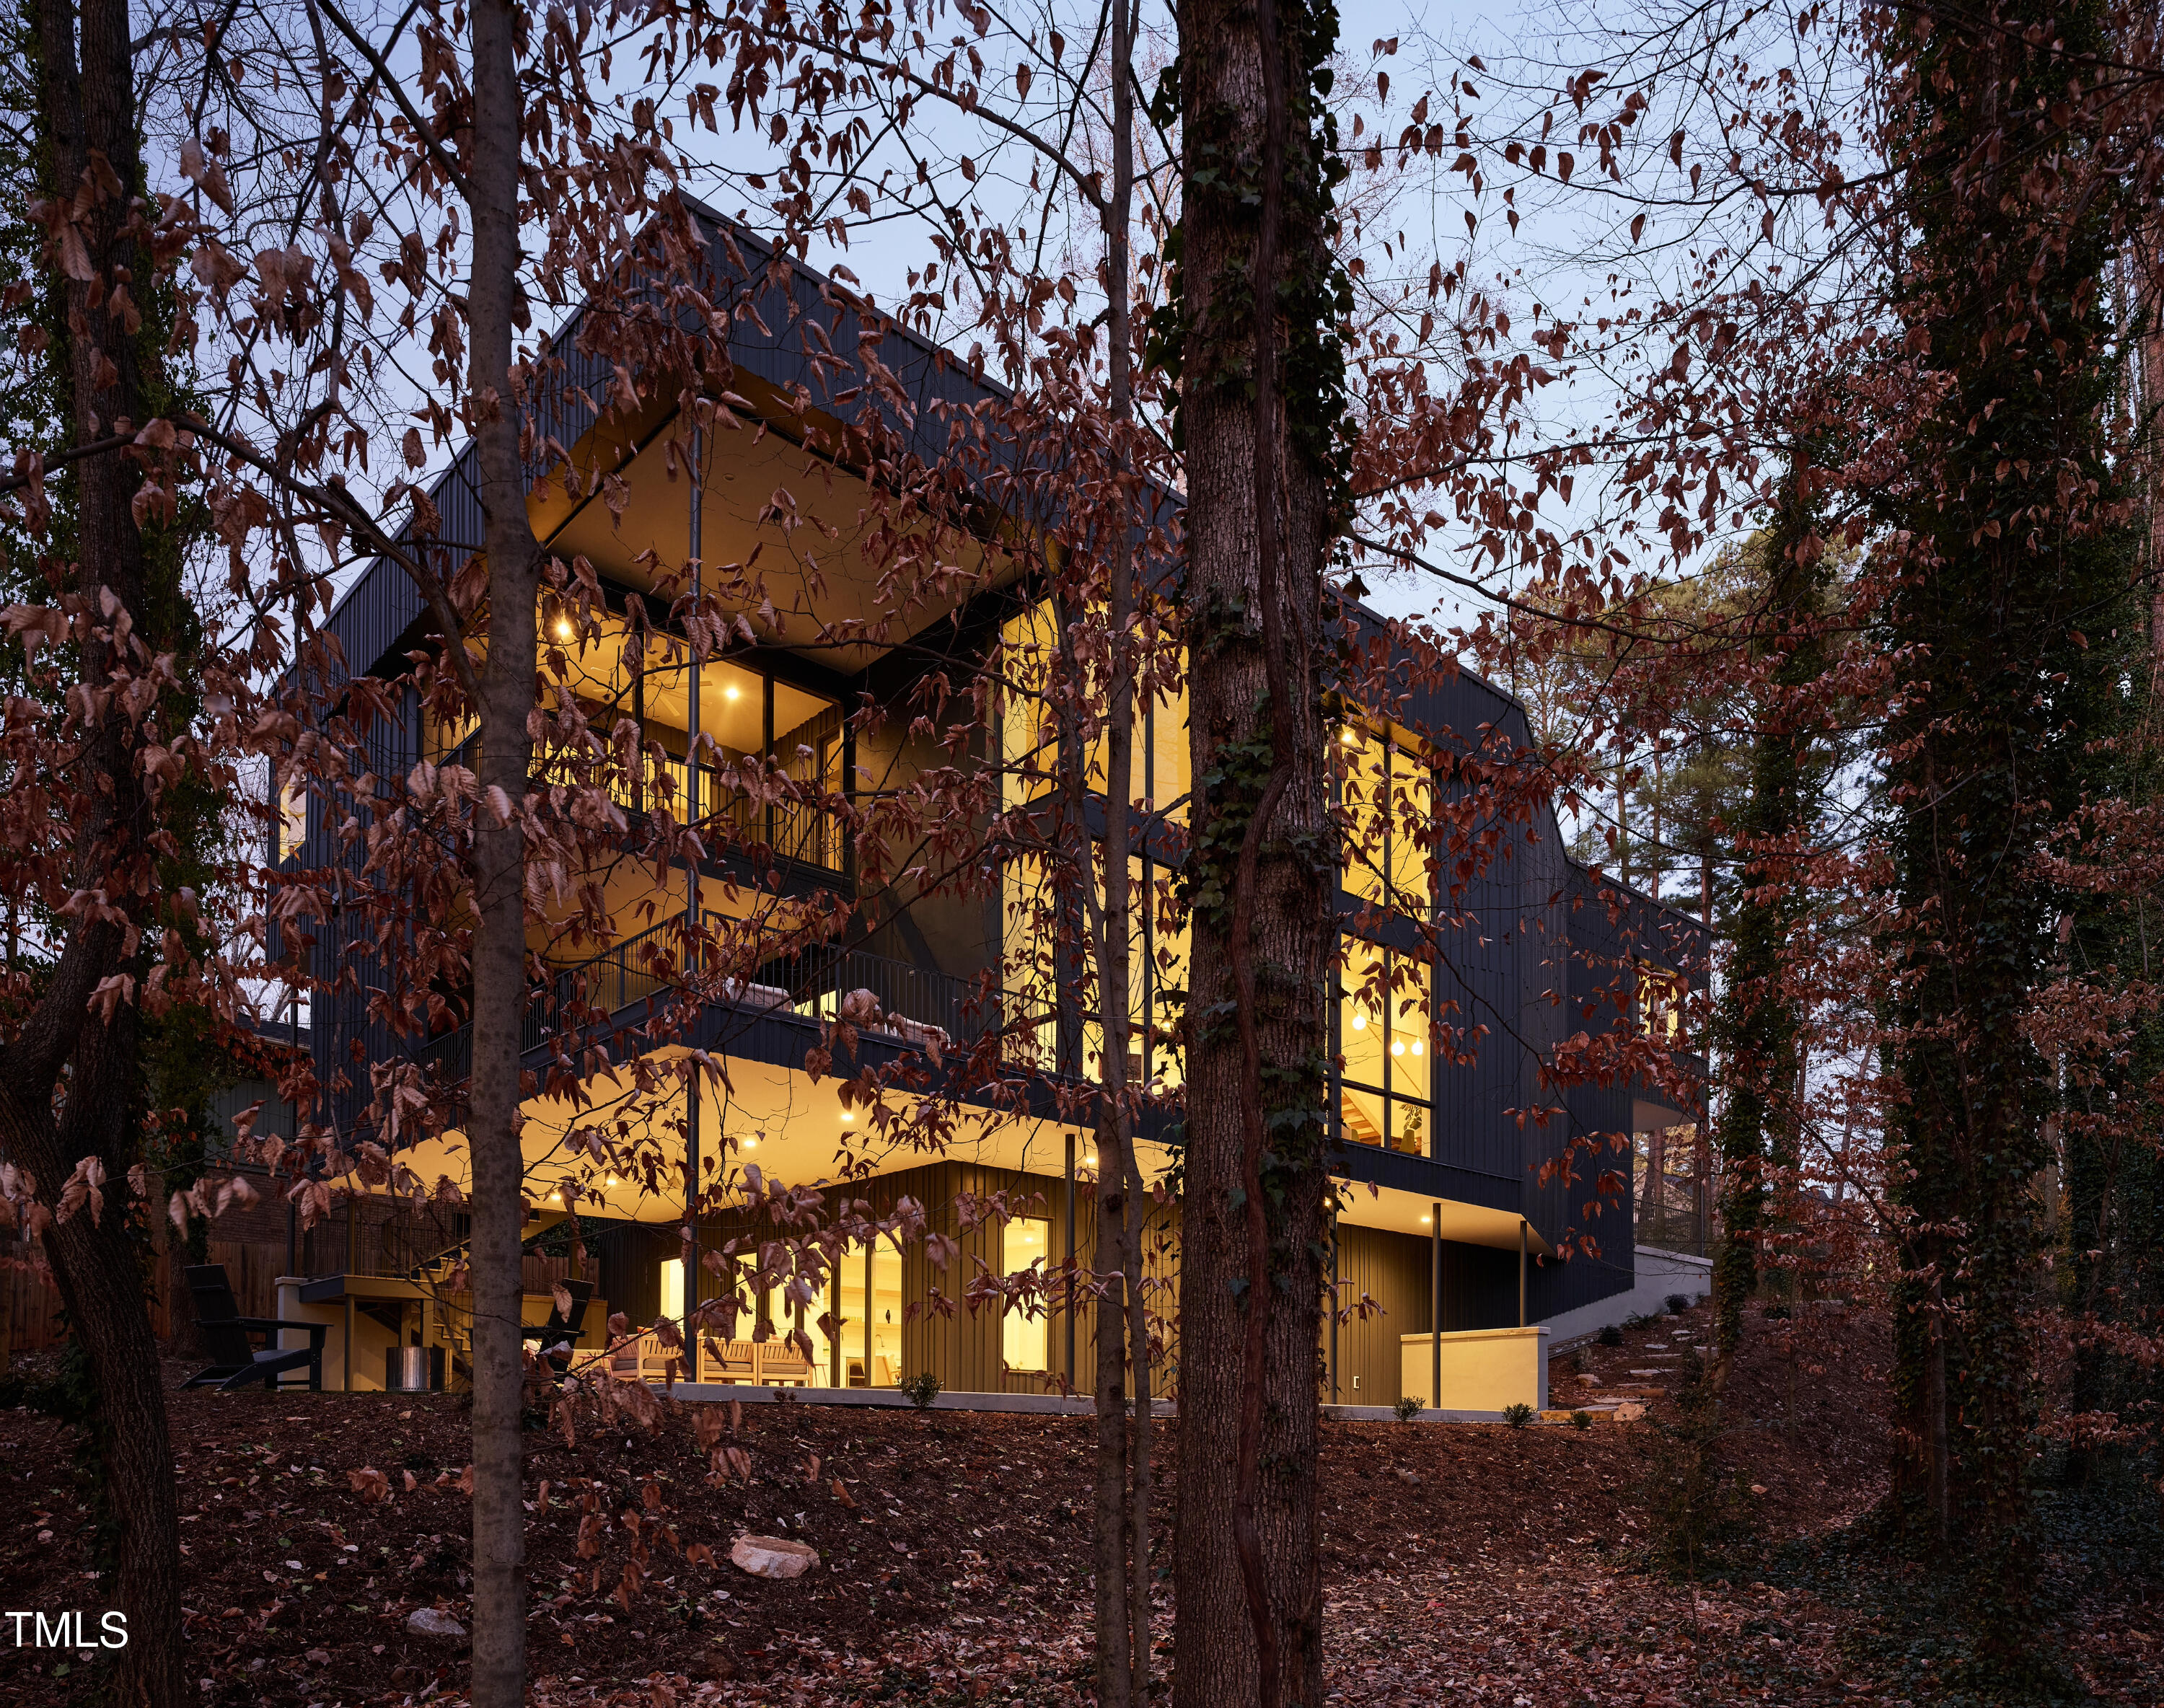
[658, 1256, 685, 1324]
[513, 604, 846, 866]
[1001, 1218, 1051, 1372]
[1639, 966, 1686, 1042]
[998, 598, 1188, 824]
[1338, 720, 1432, 917]
[1337, 943, 1431, 1157]
[275, 772, 307, 861]
[1001, 852, 1187, 1089]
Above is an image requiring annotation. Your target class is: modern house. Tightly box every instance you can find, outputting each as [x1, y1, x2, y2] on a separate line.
[258, 210, 1707, 1410]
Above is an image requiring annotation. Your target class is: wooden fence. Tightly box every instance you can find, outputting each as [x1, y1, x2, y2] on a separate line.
[1, 1246, 66, 1360]
[1, 1231, 293, 1365]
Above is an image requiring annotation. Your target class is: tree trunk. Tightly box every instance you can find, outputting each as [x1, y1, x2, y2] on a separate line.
[1710, 489, 1822, 1386]
[1169, 0, 1337, 1697]
[1880, 0, 2129, 1551]
[464, 3, 542, 1703]
[1091, 1109, 1133, 1708]
[1099, 2, 1153, 1692]
[0, 2, 185, 1702]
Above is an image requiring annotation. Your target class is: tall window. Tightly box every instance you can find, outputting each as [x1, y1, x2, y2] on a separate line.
[1000, 852, 1187, 1089]
[1338, 942, 1433, 1157]
[996, 598, 1189, 822]
[1001, 1218, 1051, 1373]
[275, 771, 307, 862]
[1339, 721, 1432, 915]
[1334, 716, 1435, 1155]
[658, 1256, 685, 1324]
[1638, 965, 1686, 1042]
[439, 599, 847, 867]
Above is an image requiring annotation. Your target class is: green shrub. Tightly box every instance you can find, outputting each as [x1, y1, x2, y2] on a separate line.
[1393, 1394, 1423, 1422]
[900, 1370, 942, 1410]
[1502, 1402, 1536, 1428]
[1570, 1409, 1593, 1430]
[1597, 1324, 1624, 1347]
[1665, 1293, 1692, 1316]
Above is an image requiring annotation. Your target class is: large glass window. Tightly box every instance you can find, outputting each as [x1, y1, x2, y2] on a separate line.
[274, 770, 307, 861]
[437, 601, 848, 867]
[1000, 851, 1187, 1090]
[836, 1242, 866, 1383]
[867, 1238, 903, 1386]
[1000, 1217, 1051, 1373]
[1638, 964, 1686, 1043]
[1337, 942, 1432, 1157]
[998, 599, 1187, 823]
[1340, 721, 1432, 916]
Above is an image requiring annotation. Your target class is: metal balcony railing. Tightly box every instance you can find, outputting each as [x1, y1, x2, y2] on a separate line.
[437, 729, 843, 873]
[760, 944, 988, 1047]
[415, 924, 988, 1085]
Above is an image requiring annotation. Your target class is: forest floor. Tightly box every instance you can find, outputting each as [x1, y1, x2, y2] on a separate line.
[2, 1300, 2159, 1707]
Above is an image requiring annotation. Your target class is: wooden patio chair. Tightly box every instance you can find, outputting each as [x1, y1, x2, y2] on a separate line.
[703, 1339, 758, 1383]
[179, 1265, 327, 1394]
[755, 1338, 814, 1386]
[609, 1331, 692, 1386]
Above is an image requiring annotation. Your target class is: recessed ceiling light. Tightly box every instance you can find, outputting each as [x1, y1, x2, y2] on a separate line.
[741, 1137, 759, 1150]
[724, 684, 742, 700]
[1420, 1215, 1431, 1225]
[553, 617, 573, 641]
[838, 1108, 854, 1124]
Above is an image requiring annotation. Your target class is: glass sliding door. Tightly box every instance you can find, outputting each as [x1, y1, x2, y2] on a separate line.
[1000, 1218, 1052, 1381]
[869, 1241, 903, 1387]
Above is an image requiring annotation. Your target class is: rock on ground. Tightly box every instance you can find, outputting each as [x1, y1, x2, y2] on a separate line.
[731, 1533, 819, 1580]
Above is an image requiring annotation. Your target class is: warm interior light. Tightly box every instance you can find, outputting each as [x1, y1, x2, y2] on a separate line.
[1391, 1039, 1405, 1057]
[606, 1174, 619, 1187]
[553, 617, 573, 641]
[724, 684, 742, 700]
[1350, 1013, 1368, 1031]
[1419, 1215, 1431, 1225]
[548, 1191, 563, 1205]
[741, 1137, 759, 1150]
[838, 1108, 855, 1124]
[1341, 728, 1359, 747]
[1411, 1040, 1425, 1057]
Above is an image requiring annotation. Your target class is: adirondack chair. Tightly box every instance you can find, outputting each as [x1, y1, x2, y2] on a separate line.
[521, 1280, 594, 1366]
[180, 1265, 327, 1393]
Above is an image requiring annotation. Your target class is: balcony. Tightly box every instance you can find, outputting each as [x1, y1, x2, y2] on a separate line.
[440, 726, 844, 874]
[415, 920, 988, 1083]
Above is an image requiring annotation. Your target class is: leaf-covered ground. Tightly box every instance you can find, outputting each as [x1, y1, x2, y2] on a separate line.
[2, 1302, 2157, 1706]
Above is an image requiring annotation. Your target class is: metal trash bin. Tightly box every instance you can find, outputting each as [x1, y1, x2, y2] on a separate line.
[387, 1345, 445, 1391]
